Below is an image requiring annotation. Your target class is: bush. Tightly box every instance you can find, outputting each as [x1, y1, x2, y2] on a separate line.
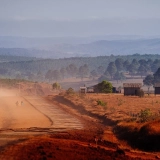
[139, 109, 152, 122]
[52, 82, 61, 90]
[97, 100, 107, 106]
[97, 80, 113, 93]
[66, 87, 75, 95]
[137, 89, 144, 97]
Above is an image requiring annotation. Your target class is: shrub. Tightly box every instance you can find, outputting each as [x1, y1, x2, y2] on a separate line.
[97, 100, 107, 107]
[139, 109, 152, 122]
[52, 82, 61, 90]
[66, 87, 75, 95]
[97, 80, 112, 93]
[137, 89, 144, 97]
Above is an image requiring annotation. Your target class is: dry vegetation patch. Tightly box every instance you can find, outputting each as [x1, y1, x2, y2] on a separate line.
[56, 93, 160, 151]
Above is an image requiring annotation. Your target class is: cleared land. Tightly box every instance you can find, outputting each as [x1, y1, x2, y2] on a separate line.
[0, 85, 160, 159]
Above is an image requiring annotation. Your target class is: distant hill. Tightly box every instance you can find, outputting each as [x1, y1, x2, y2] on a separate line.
[0, 36, 160, 58]
[79, 39, 160, 56]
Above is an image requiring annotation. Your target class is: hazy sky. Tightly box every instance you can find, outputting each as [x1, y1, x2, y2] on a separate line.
[0, 0, 160, 37]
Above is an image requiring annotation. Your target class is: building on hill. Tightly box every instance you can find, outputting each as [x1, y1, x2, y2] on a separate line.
[154, 83, 160, 95]
[80, 86, 87, 94]
[123, 83, 142, 96]
[87, 87, 94, 93]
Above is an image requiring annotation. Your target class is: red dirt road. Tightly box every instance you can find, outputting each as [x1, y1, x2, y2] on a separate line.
[0, 90, 160, 159]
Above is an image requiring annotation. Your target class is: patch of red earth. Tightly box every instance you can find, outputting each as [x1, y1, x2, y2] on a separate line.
[0, 135, 136, 160]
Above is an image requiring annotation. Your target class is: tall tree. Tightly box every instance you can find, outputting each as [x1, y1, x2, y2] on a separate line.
[107, 62, 117, 79]
[104, 70, 111, 79]
[97, 80, 112, 93]
[138, 59, 146, 66]
[123, 60, 130, 71]
[45, 70, 53, 82]
[151, 59, 160, 72]
[79, 64, 89, 81]
[113, 71, 126, 83]
[138, 64, 149, 77]
[128, 63, 137, 77]
[60, 67, 66, 79]
[97, 66, 105, 75]
[90, 70, 98, 80]
[52, 70, 61, 82]
[153, 67, 160, 83]
[115, 58, 124, 71]
[143, 74, 154, 95]
[66, 64, 77, 77]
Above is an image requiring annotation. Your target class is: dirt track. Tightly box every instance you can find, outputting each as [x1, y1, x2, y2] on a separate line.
[0, 90, 160, 159]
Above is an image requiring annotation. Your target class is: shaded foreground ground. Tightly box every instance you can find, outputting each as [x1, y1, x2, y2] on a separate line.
[0, 90, 160, 159]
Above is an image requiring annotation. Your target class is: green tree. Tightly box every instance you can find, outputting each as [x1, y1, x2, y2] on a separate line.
[90, 70, 98, 79]
[151, 59, 160, 72]
[113, 71, 121, 83]
[45, 70, 53, 82]
[123, 60, 130, 71]
[128, 63, 137, 77]
[104, 70, 111, 79]
[132, 59, 139, 68]
[147, 59, 153, 66]
[52, 70, 61, 81]
[97, 80, 112, 93]
[115, 58, 124, 71]
[79, 64, 89, 81]
[153, 67, 160, 83]
[66, 87, 75, 95]
[143, 74, 154, 95]
[138, 64, 148, 77]
[66, 64, 78, 77]
[113, 71, 126, 83]
[138, 59, 146, 65]
[107, 62, 117, 79]
[60, 67, 66, 79]
[97, 66, 105, 75]
[52, 82, 61, 90]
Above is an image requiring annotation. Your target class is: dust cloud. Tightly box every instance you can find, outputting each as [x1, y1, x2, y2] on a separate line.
[0, 88, 51, 129]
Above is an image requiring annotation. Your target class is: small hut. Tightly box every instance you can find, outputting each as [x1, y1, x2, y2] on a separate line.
[154, 83, 160, 95]
[80, 87, 87, 94]
[123, 83, 142, 96]
[87, 87, 94, 93]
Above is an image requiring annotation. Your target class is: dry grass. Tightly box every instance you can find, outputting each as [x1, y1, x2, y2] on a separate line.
[84, 94, 160, 123]
[63, 93, 160, 151]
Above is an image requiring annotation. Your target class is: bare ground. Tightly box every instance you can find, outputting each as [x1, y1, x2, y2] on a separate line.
[0, 87, 160, 159]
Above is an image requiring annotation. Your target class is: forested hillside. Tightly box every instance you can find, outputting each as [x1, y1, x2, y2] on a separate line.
[0, 54, 160, 83]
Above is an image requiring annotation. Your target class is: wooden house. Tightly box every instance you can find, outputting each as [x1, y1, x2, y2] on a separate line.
[80, 87, 87, 94]
[123, 83, 142, 96]
[154, 83, 160, 95]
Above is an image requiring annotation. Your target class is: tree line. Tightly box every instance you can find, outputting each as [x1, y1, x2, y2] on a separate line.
[0, 54, 160, 82]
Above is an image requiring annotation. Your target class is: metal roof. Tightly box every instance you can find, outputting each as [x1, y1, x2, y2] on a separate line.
[123, 83, 142, 88]
[154, 83, 160, 87]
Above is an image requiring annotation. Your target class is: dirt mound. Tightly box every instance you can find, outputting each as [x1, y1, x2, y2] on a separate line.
[0, 134, 134, 160]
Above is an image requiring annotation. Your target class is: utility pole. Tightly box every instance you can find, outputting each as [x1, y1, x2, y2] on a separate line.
[35, 82, 37, 96]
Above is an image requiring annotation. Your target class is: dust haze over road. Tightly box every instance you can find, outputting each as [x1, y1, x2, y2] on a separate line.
[0, 88, 83, 130]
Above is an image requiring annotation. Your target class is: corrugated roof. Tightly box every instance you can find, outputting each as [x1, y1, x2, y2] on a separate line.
[123, 83, 142, 88]
[80, 87, 87, 89]
[154, 83, 160, 87]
